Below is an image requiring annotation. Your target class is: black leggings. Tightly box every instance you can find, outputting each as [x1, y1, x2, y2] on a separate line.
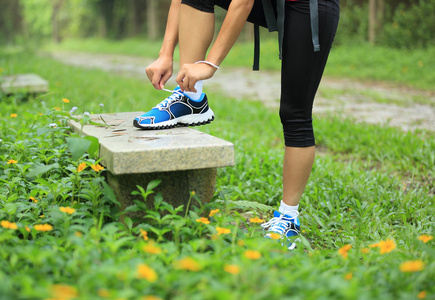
[181, 0, 340, 147]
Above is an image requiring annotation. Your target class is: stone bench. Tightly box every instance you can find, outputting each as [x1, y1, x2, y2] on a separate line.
[1, 74, 49, 94]
[68, 112, 235, 216]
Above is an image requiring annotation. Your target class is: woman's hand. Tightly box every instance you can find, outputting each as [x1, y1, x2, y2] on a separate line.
[175, 62, 218, 92]
[145, 56, 174, 90]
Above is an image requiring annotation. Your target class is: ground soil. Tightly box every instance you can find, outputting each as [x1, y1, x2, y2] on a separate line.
[48, 51, 435, 132]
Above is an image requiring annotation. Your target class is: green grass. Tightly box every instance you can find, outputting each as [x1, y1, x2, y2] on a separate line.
[43, 38, 435, 90]
[0, 48, 434, 299]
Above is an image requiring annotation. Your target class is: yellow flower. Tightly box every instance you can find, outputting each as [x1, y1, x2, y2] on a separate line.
[400, 260, 425, 272]
[344, 272, 353, 281]
[140, 228, 149, 241]
[418, 291, 427, 299]
[59, 206, 76, 214]
[224, 264, 240, 275]
[268, 232, 281, 240]
[196, 217, 210, 224]
[209, 209, 220, 217]
[244, 250, 261, 260]
[360, 248, 370, 254]
[137, 264, 158, 282]
[7, 159, 17, 164]
[1, 220, 18, 230]
[62, 98, 70, 103]
[10, 113, 17, 118]
[53, 107, 61, 111]
[418, 235, 433, 243]
[338, 245, 352, 259]
[25, 226, 30, 232]
[39, 215, 44, 218]
[34, 224, 53, 231]
[77, 162, 87, 172]
[143, 241, 162, 254]
[237, 240, 245, 246]
[74, 231, 83, 237]
[91, 164, 105, 172]
[50, 284, 78, 299]
[250, 217, 265, 223]
[216, 227, 231, 235]
[174, 257, 202, 271]
[29, 197, 38, 203]
[98, 288, 110, 298]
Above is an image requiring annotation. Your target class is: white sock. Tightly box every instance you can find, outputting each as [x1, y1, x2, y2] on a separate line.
[279, 200, 299, 218]
[184, 80, 203, 101]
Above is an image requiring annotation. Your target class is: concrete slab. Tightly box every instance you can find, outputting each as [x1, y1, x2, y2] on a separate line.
[68, 112, 235, 175]
[1, 74, 49, 94]
[68, 112, 235, 218]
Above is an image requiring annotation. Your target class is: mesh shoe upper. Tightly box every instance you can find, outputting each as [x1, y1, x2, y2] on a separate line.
[134, 88, 212, 128]
[261, 210, 301, 238]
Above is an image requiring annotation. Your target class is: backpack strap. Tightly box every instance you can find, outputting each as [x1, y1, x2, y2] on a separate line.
[253, 0, 320, 70]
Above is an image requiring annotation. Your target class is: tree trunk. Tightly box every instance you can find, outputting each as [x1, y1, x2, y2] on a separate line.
[147, 0, 158, 40]
[368, 0, 376, 44]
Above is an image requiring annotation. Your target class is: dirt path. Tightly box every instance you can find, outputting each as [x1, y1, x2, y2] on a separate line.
[48, 51, 435, 132]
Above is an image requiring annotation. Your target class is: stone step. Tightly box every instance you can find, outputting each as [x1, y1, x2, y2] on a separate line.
[1, 74, 49, 94]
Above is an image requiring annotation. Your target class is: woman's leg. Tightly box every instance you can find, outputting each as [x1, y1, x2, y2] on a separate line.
[280, 0, 339, 209]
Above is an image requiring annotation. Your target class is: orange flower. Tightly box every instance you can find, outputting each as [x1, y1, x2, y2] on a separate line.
[216, 227, 231, 235]
[250, 217, 265, 223]
[140, 228, 149, 241]
[91, 164, 105, 172]
[50, 284, 78, 299]
[370, 239, 396, 254]
[137, 264, 158, 282]
[34, 224, 53, 231]
[418, 235, 433, 243]
[268, 232, 281, 240]
[59, 206, 76, 214]
[400, 260, 425, 272]
[224, 264, 240, 275]
[209, 209, 220, 217]
[418, 291, 427, 299]
[25, 226, 30, 232]
[344, 273, 353, 281]
[62, 98, 70, 103]
[196, 217, 210, 224]
[237, 240, 245, 246]
[379, 239, 396, 254]
[360, 248, 370, 254]
[98, 288, 110, 298]
[7, 159, 17, 164]
[77, 162, 87, 172]
[143, 242, 162, 255]
[142, 296, 163, 300]
[10, 113, 17, 118]
[338, 245, 352, 259]
[244, 250, 261, 260]
[29, 197, 38, 203]
[1, 220, 18, 230]
[174, 257, 202, 271]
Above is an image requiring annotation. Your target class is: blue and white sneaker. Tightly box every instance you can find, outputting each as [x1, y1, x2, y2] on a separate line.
[133, 88, 214, 129]
[261, 210, 301, 250]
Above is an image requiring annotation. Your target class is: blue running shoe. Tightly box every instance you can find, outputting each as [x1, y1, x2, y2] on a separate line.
[133, 88, 214, 129]
[261, 210, 301, 250]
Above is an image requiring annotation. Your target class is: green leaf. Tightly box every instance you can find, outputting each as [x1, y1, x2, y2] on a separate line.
[27, 163, 59, 179]
[66, 137, 92, 160]
[102, 181, 120, 207]
[84, 136, 99, 160]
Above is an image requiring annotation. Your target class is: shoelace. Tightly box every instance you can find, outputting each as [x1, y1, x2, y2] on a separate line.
[155, 88, 184, 109]
[261, 211, 299, 235]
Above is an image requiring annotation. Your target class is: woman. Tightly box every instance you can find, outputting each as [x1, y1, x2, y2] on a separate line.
[134, 0, 339, 250]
